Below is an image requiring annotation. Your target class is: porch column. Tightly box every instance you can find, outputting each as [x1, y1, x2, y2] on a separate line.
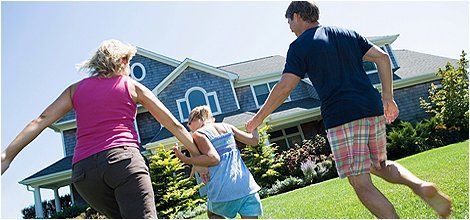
[69, 185, 75, 205]
[33, 187, 44, 218]
[54, 188, 62, 213]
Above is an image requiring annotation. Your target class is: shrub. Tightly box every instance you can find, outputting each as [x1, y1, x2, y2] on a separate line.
[260, 176, 305, 198]
[21, 194, 73, 219]
[241, 125, 284, 188]
[277, 134, 332, 178]
[51, 205, 89, 219]
[420, 50, 468, 139]
[301, 157, 337, 184]
[76, 207, 107, 219]
[149, 145, 205, 219]
[386, 121, 422, 160]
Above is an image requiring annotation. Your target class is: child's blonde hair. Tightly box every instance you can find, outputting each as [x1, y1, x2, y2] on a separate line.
[188, 106, 214, 124]
[77, 39, 137, 77]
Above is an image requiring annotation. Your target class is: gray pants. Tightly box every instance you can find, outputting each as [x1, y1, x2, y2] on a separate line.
[72, 146, 157, 219]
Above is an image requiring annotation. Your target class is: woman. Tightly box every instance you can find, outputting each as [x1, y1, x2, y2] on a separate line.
[1, 39, 206, 218]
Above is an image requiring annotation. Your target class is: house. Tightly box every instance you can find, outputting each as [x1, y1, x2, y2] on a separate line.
[19, 34, 458, 218]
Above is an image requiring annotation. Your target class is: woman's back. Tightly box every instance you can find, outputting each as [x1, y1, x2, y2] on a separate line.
[72, 75, 139, 164]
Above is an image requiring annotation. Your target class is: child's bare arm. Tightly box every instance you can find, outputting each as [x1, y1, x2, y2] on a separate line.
[228, 124, 260, 146]
[173, 132, 220, 166]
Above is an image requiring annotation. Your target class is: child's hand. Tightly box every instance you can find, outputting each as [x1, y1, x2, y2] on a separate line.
[191, 166, 210, 184]
[172, 143, 189, 163]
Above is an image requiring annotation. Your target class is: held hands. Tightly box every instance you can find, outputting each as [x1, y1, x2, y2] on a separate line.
[245, 116, 262, 133]
[382, 97, 399, 124]
[172, 143, 209, 184]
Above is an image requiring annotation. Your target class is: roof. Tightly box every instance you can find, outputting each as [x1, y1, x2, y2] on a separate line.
[22, 156, 72, 182]
[219, 55, 286, 80]
[393, 49, 458, 79]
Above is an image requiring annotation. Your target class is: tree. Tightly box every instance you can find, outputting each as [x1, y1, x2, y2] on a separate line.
[149, 145, 205, 218]
[420, 50, 469, 135]
[240, 125, 284, 188]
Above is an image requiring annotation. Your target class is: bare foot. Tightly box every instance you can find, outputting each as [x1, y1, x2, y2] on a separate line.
[415, 182, 452, 218]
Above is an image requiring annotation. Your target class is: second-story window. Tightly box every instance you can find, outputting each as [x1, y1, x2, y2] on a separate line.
[363, 61, 378, 74]
[131, 63, 146, 81]
[177, 87, 221, 122]
[252, 81, 291, 108]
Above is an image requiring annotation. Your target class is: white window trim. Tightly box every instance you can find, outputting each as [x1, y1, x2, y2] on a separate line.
[270, 125, 305, 148]
[176, 87, 222, 122]
[251, 81, 291, 109]
[364, 61, 378, 75]
[131, 62, 146, 81]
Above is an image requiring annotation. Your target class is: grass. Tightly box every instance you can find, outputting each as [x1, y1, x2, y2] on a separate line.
[195, 140, 469, 219]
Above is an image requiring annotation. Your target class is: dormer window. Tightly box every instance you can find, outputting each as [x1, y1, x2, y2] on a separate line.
[177, 87, 221, 122]
[251, 81, 291, 108]
[131, 63, 146, 81]
[363, 61, 378, 74]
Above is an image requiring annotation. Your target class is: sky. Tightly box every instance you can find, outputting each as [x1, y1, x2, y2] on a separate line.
[1, 0, 469, 218]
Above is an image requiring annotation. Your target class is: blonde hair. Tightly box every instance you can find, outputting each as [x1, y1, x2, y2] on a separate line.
[77, 39, 137, 77]
[188, 106, 214, 124]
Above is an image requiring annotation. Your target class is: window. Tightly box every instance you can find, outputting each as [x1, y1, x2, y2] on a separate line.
[177, 87, 221, 122]
[363, 61, 377, 74]
[131, 63, 146, 81]
[252, 81, 291, 108]
[269, 125, 304, 151]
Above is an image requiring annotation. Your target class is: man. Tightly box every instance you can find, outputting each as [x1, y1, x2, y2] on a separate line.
[245, 1, 452, 218]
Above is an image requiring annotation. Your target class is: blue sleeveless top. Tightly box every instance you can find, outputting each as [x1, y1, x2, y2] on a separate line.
[196, 123, 260, 202]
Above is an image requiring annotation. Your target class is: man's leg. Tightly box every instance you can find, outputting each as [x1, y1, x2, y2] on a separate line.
[371, 160, 452, 218]
[327, 117, 399, 218]
[348, 173, 399, 218]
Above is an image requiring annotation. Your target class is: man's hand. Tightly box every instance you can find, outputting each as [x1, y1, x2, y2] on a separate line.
[191, 166, 209, 184]
[382, 97, 399, 124]
[245, 116, 262, 133]
[1, 152, 11, 175]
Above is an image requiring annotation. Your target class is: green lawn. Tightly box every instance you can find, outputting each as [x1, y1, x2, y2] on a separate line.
[195, 141, 469, 219]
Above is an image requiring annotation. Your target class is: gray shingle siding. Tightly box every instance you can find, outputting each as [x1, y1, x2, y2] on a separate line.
[136, 112, 162, 145]
[395, 80, 439, 122]
[63, 129, 77, 157]
[130, 54, 177, 90]
[289, 83, 311, 101]
[57, 110, 76, 123]
[158, 67, 239, 121]
[235, 86, 258, 111]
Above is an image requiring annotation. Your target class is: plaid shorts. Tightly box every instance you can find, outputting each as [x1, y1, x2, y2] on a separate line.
[326, 116, 387, 179]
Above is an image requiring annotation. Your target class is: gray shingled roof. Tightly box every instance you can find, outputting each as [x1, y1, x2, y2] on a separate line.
[222, 112, 256, 128]
[219, 55, 286, 80]
[22, 156, 72, 182]
[393, 49, 458, 79]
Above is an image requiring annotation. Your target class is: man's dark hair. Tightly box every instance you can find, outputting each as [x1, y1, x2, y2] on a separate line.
[285, 1, 320, 23]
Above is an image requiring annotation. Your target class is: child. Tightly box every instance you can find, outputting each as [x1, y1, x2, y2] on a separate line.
[173, 106, 263, 219]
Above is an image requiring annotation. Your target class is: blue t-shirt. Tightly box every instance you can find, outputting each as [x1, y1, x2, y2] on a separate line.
[283, 25, 384, 129]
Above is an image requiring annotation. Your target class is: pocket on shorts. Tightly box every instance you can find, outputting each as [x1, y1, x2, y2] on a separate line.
[106, 147, 134, 165]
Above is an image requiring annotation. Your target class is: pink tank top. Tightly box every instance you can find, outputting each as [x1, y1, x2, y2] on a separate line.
[72, 75, 139, 164]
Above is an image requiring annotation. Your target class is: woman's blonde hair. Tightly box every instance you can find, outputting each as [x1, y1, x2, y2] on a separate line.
[188, 106, 214, 124]
[77, 39, 137, 77]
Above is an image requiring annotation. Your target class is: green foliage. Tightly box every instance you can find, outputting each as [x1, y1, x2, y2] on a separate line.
[76, 207, 107, 219]
[277, 134, 333, 178]
[241, 125, 284, 188]
[420, 50, 469, 134]
[149, 145, 205, 219]
[51, 205, 89, 219]
[259, 176, 305, 199]
[300, 158, 336, 184]
[386, 121, 422, 160]
[21, 194, 73, 219]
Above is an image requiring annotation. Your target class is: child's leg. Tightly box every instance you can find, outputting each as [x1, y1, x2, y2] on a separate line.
[241, 215, 258, 219]
[207, 210, 224, 219]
